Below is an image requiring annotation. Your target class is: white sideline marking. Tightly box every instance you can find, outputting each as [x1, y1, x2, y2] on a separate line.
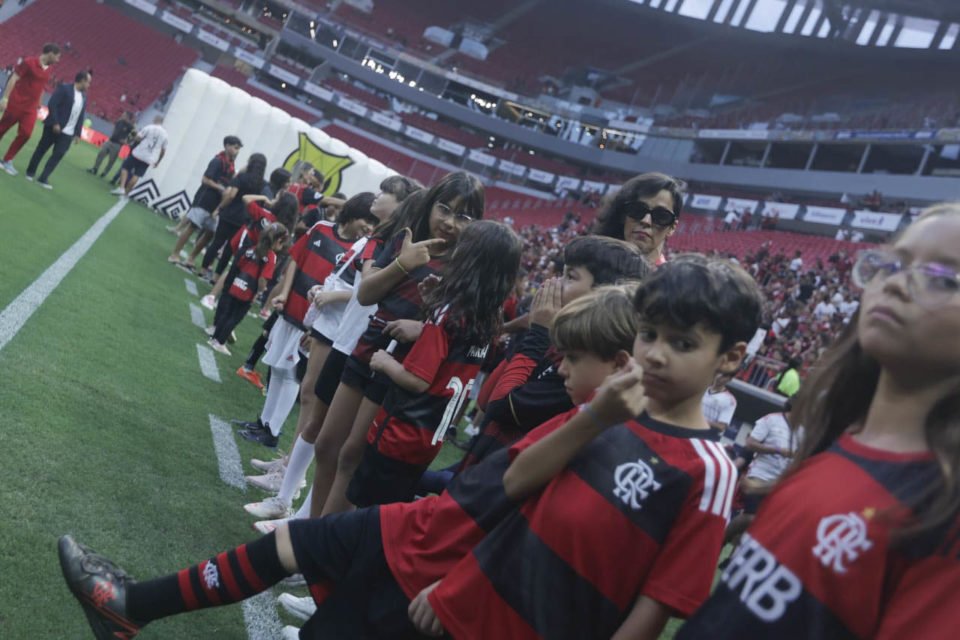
[184, 278, 198, 296]
[189, 303, 206, 329]
[241, 591, 283, 640]
[208, 414, 246, 490]
[196, 344, 222, 382]
[0, 200, 125, 354]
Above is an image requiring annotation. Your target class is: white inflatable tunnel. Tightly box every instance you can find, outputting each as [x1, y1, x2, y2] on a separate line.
[132, 69, 398, 218]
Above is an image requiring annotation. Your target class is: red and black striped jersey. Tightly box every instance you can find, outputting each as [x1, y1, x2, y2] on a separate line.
[366, 314, 488, 469]
[284, 222, 354, 328]
[462, 324, 572, 469]
[351, 232, 445, 365]
[678, 435, 954, 640]
[229, 201, 276, 254]
[430, 415, 735, 639]
[227, 248, 276, 302]
[380, 407, 579, 601]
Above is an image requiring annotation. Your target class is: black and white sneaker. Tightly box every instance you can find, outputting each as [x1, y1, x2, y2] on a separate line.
[58, 535, 143, 639]
[239, 427, 279, 449]
[232, 418, 265, 431]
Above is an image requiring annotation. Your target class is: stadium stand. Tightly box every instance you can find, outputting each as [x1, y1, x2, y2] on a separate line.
[0, 0, 198, 121]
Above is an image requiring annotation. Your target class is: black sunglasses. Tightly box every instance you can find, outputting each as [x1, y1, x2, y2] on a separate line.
[623, 202, 677, 228]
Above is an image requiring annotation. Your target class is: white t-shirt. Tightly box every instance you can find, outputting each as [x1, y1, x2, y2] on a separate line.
[724, 211, 739, 225]
[813, 301, 837, 319]
[62, 89, 84, 136]
[789, 257, 803, 272]
[840, 299, 860, 317]
[132, 124, 168, 164]
[746, 413, 801, 482]
[702, 389, 737, 428]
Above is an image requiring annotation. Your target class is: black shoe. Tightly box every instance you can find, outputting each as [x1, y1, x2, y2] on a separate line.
[58, 535, 143, 639]
[87, 168, 96, 174]
[239, 427, 279, 449]
[231, 418, 264, 431]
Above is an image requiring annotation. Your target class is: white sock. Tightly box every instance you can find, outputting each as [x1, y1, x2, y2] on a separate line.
[260, 365, 299, 436]
[293, 486, 313, 520]
[277, 436, 314, 506]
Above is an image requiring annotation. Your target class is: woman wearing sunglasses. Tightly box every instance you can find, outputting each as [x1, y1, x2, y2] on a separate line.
[594, 172, 686, 266]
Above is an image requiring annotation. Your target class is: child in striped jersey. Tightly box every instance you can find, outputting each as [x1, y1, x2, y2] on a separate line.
[419, 254, 763, 639]
[680, 204, 960, 640]
[349, 220, 522, 507]
[307, 171, 484, 518]
[206, 223, 289, 354]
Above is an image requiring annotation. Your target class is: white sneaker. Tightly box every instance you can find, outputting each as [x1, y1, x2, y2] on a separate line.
[201, 294, 216, 310]
[278, 593, 316, 622]
[207, 338, 231, 356]
[250, 456, 285, 473]
[243, 496, 292, 519]
[25, 175, 33, 182]
[110, 187, 125, 196]
[246, 470, 306, 497]
[280, 625, 301, 640]
[245, 469, 284, 492]
[282, 573, 307, 587]
[1, 161, 17, 176]
[38, 181, 53, 190]
[252, 516, 290, 535]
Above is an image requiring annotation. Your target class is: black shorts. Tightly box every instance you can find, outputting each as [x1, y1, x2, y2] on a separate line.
[121, 155, 150, 178]
[310, 328, 334, 345]
[341, 355, 390, 405]
[315, 349, 349, 405]
[262, 310, 279, 333]
[741, 490, 766, 515]
[347, 443, 426, 508]
[289, 509, 423, 639]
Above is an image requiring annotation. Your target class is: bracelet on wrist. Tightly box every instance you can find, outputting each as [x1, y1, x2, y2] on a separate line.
[394, 258, 409, 275]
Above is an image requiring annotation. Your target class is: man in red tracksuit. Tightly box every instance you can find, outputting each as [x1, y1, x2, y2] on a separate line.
[0, 43, 61, 175]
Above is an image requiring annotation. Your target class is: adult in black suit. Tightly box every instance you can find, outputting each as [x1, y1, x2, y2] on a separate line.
[26, 70, 91, 189]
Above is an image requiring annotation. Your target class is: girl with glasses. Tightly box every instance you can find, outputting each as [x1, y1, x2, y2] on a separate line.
[679, 204, 960, 639]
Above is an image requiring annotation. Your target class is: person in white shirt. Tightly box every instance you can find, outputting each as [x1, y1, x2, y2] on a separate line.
[723, 209, 739, 230]
[723, 402, 802, 546]
[24, 70, 90, 189]
[744, 408, 801, 486]
[112, 115, 167, 197]
[813, 295, 837, 320]
[702, 372, 737, 435]
[840, 297, 860, 318]
[789, 250, 803, 272]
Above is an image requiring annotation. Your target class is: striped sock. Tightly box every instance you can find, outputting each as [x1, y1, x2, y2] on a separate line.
[126, 532, 289, 623]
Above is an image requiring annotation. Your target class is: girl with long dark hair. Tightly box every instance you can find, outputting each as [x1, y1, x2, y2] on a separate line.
[207, 223, 289, 355]
[349, 220, 523, 505]
[680, 204, 960, 639]
[308, 171, 483, 518]
[199, 152, 267, 281]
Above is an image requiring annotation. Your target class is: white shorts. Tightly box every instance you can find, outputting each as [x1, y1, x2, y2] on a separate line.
[185, 206, 217, 233]
[263, 316, 305, 371]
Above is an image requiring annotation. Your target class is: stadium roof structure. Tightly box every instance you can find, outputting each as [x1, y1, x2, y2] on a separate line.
[628, 0, 960, 49]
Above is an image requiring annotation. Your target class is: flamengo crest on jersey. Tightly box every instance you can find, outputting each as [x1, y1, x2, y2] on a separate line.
[613, 459, 662, 510]
[202, 561, 220, 590]
[812, 512, 873, 574]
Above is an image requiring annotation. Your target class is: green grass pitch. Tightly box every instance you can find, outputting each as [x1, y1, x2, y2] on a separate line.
[0, 130, 684, 638]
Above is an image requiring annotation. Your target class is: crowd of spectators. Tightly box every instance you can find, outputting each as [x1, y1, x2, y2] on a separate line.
[504, 213, 864, 393]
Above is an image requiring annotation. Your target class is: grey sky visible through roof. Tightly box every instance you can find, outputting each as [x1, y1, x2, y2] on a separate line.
[626, 0, 959, 49]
